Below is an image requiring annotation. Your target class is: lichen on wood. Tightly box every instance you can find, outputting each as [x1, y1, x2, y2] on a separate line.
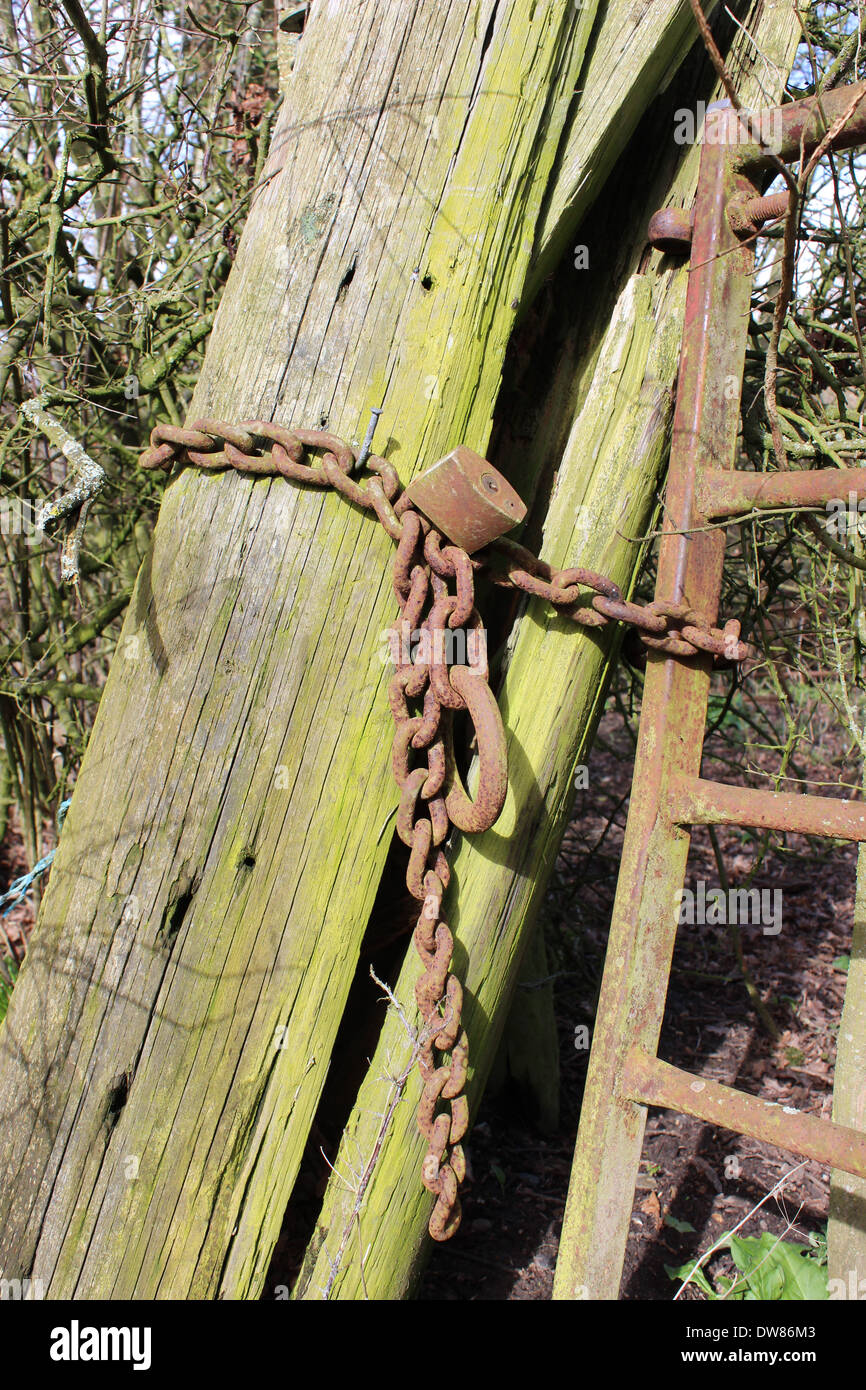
[0, 0, 805, 1304]
[0, 0, 599, 1299]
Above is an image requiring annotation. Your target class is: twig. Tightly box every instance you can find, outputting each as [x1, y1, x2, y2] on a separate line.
[318, 967, 442, 1299]
[20, 399, 106, 586]
[673, 1161, 807, 1299]
[688, 0, 798, 190]
[41, 130, 69, 351]
[687, 2, 798, 483]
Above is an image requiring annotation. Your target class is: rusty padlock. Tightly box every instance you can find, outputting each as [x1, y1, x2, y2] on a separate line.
[402, 446, 526, 554]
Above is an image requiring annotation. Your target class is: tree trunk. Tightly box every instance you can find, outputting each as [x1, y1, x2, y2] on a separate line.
[0, 0, 781, 1301]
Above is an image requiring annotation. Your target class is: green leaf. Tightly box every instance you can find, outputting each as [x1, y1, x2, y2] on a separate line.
[728, 1233, 829, 1300]
[716, 1272, 748, 1300]
[832, 954, 850, 973]
[664, 1261, 717, 1299]
[664, 1214, 696, 1233]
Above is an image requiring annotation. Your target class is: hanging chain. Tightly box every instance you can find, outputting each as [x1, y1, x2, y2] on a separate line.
[138, 418, 752, 1241]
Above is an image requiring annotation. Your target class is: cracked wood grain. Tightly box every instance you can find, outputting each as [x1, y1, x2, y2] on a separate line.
[0, 0, 800, 1301]
[0, 0, 596, 1299]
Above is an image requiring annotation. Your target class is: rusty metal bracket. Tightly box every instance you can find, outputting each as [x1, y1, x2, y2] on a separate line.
[554, 77, 866, 1301]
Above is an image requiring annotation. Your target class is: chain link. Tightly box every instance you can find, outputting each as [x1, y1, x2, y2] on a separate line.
[141, 421, 752, 664]
[483, 536, 751, 663]
[139, 417, 753, 1241]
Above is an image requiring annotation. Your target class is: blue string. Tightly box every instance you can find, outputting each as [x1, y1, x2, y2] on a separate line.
[1, 798, 72, 918]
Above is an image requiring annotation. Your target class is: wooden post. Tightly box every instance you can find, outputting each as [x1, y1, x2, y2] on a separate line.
[295, 263, 686, 1299]
[293, 1, 804, 1302]
[0, 0, 788, 1301]
[829, 843, 866, 1297]
[488, 922, 561, 1136]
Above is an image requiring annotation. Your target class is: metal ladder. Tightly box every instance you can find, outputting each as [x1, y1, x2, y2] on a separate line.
[554, 79, 866, 1301]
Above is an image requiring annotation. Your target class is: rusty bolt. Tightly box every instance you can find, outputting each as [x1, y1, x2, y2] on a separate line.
[647, 207, 693, 256]
[728, 190, 789, 237]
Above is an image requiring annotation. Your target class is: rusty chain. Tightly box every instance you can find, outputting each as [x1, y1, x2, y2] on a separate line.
[138, 418, 752, 1241]
[140, 420, 753, 663]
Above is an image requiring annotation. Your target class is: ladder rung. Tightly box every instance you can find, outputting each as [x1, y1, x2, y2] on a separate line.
[698, 466, 866, 518]
[623, 1049, 866, 1181]
[671, 773, 866, 841]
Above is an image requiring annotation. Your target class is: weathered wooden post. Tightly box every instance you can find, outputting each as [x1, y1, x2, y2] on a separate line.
[293, 2, 803, 1301]
[0, 0, 798, 1299]
[829, 844, 866, 1295]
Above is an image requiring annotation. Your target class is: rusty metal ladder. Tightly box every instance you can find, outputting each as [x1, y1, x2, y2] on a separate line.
[553, 80, 866, 1301]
